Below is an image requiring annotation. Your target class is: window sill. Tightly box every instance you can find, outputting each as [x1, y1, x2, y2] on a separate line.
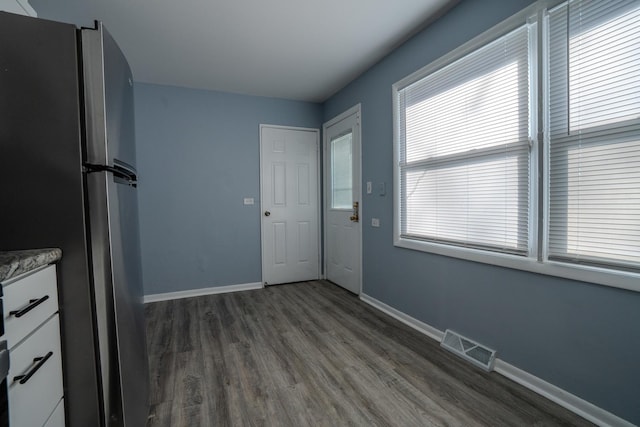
[394, 237, 640, 293]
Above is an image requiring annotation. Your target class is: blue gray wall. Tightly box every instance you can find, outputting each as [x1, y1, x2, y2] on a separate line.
[323, 0, 640, 424]
[134, 83, 322, 295]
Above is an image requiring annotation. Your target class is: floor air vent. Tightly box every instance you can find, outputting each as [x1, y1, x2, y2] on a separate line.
[441, 330, 496, 372]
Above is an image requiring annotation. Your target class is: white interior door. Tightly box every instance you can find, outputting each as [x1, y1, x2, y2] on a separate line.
[324, 105, 362, 294]
[261, 125, 320, 285]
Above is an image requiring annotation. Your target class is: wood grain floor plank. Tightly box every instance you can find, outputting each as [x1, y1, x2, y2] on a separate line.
[146, 301, 176, 357]
[145, 281, 593, 426]
[173, 297, 200, 353]
[174, 351, 205, 408]
[200, 354, 231, 426]
[146, 402, 172, 427]
[148, 351, 176, 405]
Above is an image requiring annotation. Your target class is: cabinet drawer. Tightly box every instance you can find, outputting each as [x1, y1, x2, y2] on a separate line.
[8, 315, 63, 427]
[3, 265, 59, 348]
[43, 398, 65, 427]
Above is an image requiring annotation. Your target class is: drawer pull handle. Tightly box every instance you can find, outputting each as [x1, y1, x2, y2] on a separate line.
[9, 295, 50, 318]
[13, 351, 54, 385]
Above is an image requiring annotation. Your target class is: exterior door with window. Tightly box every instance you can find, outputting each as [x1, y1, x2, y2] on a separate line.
[324, 105, 361, 294]
[261, 125, 320, 285]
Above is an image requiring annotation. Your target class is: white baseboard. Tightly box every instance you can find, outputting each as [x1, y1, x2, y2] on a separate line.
[360, 293, 444, 342]
[493, 361, 635, 427]
[143, 282, 263, 303]
[359, 292, 633, 427]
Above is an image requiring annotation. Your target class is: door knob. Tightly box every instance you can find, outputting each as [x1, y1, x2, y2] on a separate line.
[264, 211, 271, 216]
[350, 201, 359, 222]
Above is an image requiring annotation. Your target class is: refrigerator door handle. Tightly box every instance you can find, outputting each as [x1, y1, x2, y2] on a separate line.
[84, 163, 137, 187]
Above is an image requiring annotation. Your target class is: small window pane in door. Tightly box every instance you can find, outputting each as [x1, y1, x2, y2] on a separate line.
[331, 132, 353, 209]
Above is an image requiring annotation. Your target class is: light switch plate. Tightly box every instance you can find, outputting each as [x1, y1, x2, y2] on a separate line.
[243, 197, 254, 205]
[366, 181, 372, 194]
[379, 182, 386, 196]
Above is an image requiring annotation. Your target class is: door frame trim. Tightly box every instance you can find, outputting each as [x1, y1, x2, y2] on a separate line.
[322, 104, 363, 294]
[259, 124, 321, 286]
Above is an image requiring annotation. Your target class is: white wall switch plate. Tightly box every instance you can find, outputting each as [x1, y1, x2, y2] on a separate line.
[243, 197, 254, 205]
[371, 218, 380, 227]
[366, 181, 372, 194]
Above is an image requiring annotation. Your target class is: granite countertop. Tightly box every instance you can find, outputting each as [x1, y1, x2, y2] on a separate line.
[0, 248, 62, 282]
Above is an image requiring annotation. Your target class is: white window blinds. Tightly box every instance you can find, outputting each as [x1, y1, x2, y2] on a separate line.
[396, 25, 532, 255]
[547, 0, 640, 271]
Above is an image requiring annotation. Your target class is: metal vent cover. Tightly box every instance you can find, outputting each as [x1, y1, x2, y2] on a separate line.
[441, 329, 496, 372]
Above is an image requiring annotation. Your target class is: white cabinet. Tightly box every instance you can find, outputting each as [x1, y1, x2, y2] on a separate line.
[0, 0, 37, 17]
[8, 316, 63, 427]
[2, 265, 64, 427]
[3, 265, 59, 349]
[43, 399, 65, 427]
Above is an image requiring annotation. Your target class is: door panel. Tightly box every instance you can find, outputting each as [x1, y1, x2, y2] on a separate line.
[273, 222, 286, 265]
[325, 106, 362, 294]
[297, 164, 310, 204]
[298, 222, 310, 262]
[272, 163, 286, 205]
[261, 126, 320, 285]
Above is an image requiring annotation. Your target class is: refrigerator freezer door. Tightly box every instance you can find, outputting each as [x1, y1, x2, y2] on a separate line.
[83, 23, 137, 168]
[82, 23, 149, 427]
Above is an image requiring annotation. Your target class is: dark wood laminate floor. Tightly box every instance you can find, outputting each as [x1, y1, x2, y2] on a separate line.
[144, 280, 592, 427]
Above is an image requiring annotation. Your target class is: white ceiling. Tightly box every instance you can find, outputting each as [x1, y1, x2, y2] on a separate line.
[29, 0, 456, 102]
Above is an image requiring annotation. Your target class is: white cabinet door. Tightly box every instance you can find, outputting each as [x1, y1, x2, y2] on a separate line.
[9, 315, 64, 427]
[3, 265, 59, 349]
[43, 399, 65, 427]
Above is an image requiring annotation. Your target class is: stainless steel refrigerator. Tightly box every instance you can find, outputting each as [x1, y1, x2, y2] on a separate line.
[0, 12, 149, 427]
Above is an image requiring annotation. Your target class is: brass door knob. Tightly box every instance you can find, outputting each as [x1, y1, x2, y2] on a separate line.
[350, 201, 359, 222]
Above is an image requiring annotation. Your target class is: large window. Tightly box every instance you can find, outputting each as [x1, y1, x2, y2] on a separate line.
[547, 0, 640, 272]
[397, 25, 533, 255]
[393, 0, 640, 291]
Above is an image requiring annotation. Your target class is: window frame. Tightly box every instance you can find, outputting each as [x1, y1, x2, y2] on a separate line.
[392, 0, 640, 293]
